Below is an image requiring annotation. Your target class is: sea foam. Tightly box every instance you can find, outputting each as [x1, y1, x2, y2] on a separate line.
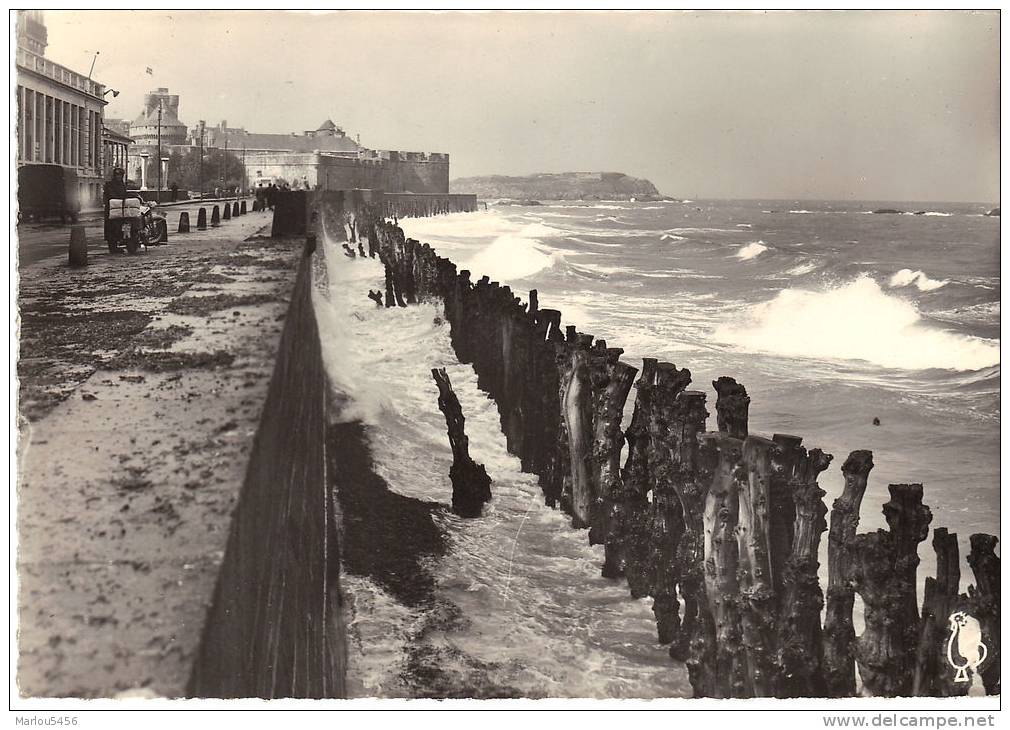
[714, 275, 999, 371]
[736, 241, 768, 260]
[465, 234, 560, 282]
[888, 268, 949, 292]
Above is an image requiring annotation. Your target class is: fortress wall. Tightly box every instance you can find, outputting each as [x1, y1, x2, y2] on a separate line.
[244, 151, 449, 194]
[384, 157, 450, 194]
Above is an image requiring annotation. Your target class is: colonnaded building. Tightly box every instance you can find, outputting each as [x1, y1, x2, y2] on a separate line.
[111, 90, 450, 195]
[14, 10, 129, 208]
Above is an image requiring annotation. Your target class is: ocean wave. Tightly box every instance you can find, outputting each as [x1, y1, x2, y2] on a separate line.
[888, 268, 949, 292]
[736, 223, 753, 228]
[785, 261, 818, 276]
[402, 210, 565, 241]
[465, 234, 562, 282]
[665, 227, 747, 235]
[736, 241, 768, 260]
[713, 275, 1000, 371]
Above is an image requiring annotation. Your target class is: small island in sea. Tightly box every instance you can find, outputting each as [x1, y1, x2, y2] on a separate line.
[450, 171, 674, 202]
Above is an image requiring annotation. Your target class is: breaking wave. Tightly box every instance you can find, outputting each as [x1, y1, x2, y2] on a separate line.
[401, 211, 564, 242]
[714, 275, 1000, 372]
[465, 234, 561, 282]
[736, 241, 768, 260]
[888, 268, 949, 292]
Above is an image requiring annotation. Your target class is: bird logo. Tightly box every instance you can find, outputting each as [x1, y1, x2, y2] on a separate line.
[946, 611, 987, 683]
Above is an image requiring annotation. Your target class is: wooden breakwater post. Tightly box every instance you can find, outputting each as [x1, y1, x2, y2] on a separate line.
[330, 196, 1001, 699]
[431, 368, 492, 517]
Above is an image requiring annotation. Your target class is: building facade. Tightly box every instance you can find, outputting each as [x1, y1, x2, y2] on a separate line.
[14, 10, 111, 207]
[101, 125, 131, 180]
[117, 87, 450, 194]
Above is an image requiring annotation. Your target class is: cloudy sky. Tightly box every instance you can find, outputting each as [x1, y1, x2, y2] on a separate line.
[40, 10, 998, 202]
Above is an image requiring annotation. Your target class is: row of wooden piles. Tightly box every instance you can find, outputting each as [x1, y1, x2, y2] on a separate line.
[327, 201, 1000, 700]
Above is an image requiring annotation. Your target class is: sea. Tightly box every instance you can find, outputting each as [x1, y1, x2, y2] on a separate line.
[313, 199, 1000, 698]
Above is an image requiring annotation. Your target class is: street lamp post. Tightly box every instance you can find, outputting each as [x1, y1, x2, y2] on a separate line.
[198, 123, 204, 199]
[156, 99, 163, 201]
[139, 152, 149, 190]
[223, 135, 228, 195]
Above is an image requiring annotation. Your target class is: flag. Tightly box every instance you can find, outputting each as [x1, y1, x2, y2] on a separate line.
[145, 67, 153, 75]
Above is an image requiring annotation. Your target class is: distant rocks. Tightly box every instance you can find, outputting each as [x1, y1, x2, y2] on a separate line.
[451, 171, 668, 202]
[872, 208, 904, 215]
[985, 207, 1000, 217]
[496, 199, 543, 207]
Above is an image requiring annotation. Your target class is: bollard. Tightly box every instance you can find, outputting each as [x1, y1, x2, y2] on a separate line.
[252, 199, 261, 212]
[240, 200, 247, 215]
[197, 207, 208, 230]
[232, 202, 240, 217]
[68, 225, 87, 267]
[178, 211, 191, 233]
[222, 203, 231, 221]
[211, 205, 221, 226]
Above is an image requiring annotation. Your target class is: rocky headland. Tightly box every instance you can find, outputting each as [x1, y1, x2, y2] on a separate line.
[450, 172, 670, 202]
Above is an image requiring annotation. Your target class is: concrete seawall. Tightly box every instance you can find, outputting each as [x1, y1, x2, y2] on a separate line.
[271, 189, 478, 238]
[187, 238, 346, 699]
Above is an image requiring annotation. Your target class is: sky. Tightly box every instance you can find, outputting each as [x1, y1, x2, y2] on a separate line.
[38, 10, 999, 202]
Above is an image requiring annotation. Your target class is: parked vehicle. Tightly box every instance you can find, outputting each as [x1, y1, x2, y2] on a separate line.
[17, 164, 81, 224]
[106, 196, 168, 254]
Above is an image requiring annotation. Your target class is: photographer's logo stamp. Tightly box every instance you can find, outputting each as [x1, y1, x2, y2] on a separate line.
[946, 611, 987, 683]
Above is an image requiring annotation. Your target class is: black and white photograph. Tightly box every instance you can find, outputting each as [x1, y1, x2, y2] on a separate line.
[9, 7, 1002, 721]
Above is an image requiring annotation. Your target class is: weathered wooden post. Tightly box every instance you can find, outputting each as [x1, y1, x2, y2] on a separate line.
[967, 533, 1000, 695]
[852, 484, 932, 696]
[240, 200, 247, 214]
[713, 376, 749, 438]
[431, 368, 492, 517]
[223, 203, 232, 221]
[913, 527, 969, 697]
[211, 205, 221, 227]
[823, 450, 873, 697]
[774, 441, 832, 697]
[232, 201, 240, 217]
[178, 211, 191, 233]
[197, 207, 208, 229]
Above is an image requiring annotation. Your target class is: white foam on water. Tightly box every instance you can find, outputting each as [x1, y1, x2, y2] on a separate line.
[713, 275, 1000, 372]
[888, 268, 949, 292]
[400, 209, 564, 242]
[785, 261, 819, 276]
[465, 234, 561, 282]
[736, 241, 768, 260]
[314, 238, 691, 698]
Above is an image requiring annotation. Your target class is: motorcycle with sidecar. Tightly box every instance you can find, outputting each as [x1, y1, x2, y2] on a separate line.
[105, 196, 168, 254]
